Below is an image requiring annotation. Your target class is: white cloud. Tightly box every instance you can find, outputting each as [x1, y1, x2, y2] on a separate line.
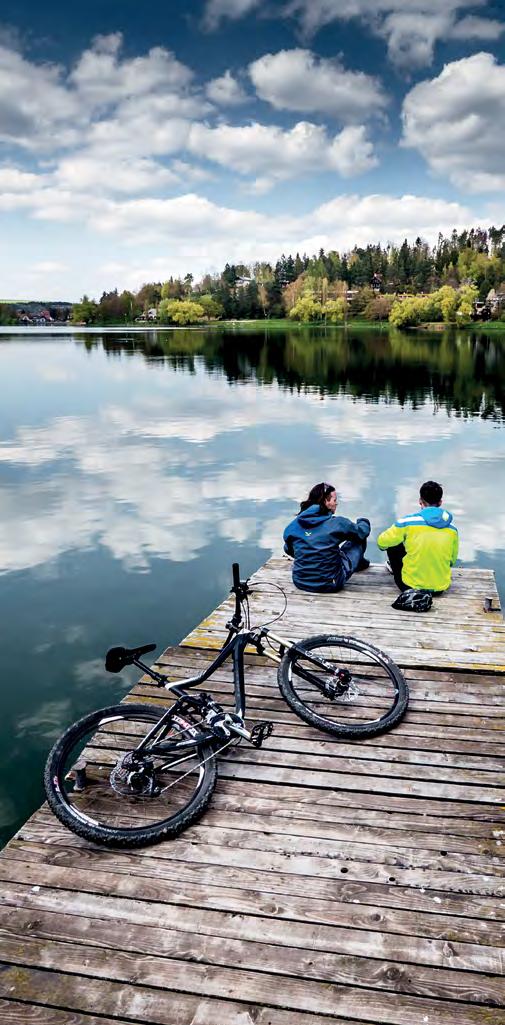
[402, 53, 505, 192]
[55, 154, 179, 194]
[0, 166, 41, 190]
[215, 1, 504, 68]
[69, 33, 194, 107]
[206, 70, 248, 105]
[0, 44, 80, 150]
[0, 178, 480, 290]
[450, 14, 505, 40]
[85, 110, 193, 162]
[203, 0, 262, 30]
[377, 11, 454, 68]
[311, 193, 476, 246]
[249, 49, 387, 120]
[0, 32, 206, 157]
[188, 120, 377, 190]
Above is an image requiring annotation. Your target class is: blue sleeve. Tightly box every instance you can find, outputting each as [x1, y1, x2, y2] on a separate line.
[331, 516, 370, 541]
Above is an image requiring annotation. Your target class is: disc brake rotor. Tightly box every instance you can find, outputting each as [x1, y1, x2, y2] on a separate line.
[110, 751, 156, 797]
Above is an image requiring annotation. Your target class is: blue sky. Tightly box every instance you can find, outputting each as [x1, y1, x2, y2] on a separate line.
[1, 0, 504, 299]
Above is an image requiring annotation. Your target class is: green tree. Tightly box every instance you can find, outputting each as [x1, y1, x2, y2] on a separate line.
[322, 298, 347, 323]
[161, 278, 184, 300]
[158, 298, 205, 325]
[437, 285, 458, 322]
[197, 294, 223, 319]
[348, 286, 375, 318]
[289, 294, 322, 322]
[71, 296, 98, 324]
[0, 303, 16, 325]
[389, 296, 426, 328]
[136, 282, 162, 313]
[456, 284, 478, 325]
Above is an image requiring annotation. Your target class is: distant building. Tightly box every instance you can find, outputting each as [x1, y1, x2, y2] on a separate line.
[486, 288, 505, 312]
[235, 276, 255, 289]
[10, 301, 72, 325]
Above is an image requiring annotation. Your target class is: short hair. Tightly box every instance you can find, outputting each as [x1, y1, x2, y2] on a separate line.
[420, 480, 443, 505]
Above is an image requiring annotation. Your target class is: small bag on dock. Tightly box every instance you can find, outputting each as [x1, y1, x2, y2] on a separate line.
[391, 588, 433, 613]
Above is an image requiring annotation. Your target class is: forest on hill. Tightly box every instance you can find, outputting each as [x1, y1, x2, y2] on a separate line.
[2, 225, 505, 327]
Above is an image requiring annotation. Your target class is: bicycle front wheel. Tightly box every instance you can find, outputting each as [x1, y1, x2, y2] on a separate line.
[278, 634, 408, 738]
[44, 702, 217, 848]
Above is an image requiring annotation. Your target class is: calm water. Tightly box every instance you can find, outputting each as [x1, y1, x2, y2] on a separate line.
[0, 324, 504, 846]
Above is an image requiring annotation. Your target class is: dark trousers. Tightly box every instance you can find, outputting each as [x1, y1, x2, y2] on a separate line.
[386, 543, 409, 592]
[295, 537, 368, 594]
[339, 537, 368, 585]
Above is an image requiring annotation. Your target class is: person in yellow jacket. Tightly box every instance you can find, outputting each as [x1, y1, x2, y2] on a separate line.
[377, 481, 458, 593]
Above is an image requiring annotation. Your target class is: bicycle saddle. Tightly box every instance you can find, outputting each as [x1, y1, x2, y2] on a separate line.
[105, 643, 157, 673]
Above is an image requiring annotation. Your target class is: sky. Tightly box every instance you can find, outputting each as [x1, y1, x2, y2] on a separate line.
[0, 0, 504, 300]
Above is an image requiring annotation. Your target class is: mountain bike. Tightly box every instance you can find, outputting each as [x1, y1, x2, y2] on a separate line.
[44, 563, 408, 848]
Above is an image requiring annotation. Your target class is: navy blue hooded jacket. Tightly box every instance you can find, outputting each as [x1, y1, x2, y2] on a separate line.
[283, 505, 370, 592]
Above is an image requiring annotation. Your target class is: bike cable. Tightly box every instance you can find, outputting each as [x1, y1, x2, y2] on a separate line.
[247, 580, 288, 626]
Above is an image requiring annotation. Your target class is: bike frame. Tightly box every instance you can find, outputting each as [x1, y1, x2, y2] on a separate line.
[130, 622, 292, 758]
[124, 562, 340, 761]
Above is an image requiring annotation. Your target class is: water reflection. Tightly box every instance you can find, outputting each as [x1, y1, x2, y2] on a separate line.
[85, 326, 505, 419]
[0, 327, 503, 581]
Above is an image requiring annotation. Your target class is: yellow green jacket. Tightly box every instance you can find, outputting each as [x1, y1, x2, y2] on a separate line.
[377, 506, 459, 592]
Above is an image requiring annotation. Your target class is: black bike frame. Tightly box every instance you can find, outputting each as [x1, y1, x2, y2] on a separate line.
[126, 559, 343, 759]
[131, 628, 251, 757]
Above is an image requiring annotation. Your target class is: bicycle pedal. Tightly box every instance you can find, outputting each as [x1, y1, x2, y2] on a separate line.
[250, 721, 274, 748]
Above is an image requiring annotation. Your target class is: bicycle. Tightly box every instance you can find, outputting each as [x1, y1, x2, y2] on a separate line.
[44, 563, 408, 848]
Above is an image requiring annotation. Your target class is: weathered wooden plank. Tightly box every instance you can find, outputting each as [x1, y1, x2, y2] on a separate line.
[0, 968, 366, 1025]
[15, 816, 505, 897]
[6, 836, 505, 922]
[1, 886, 504, 975]
[2, 930, 505, 1015]
[0, 1001, 131, 1025]
[180, 559, 505, 669]
[5, 965, 489, 1025]
[2, 858, 504, 947]
[1, 559, 504, 1025]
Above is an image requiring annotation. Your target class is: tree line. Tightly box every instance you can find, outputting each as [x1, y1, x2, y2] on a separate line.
[53, 223, 505, 327]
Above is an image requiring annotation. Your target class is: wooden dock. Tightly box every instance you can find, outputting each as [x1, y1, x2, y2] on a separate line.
[1, 557, 505, 1024]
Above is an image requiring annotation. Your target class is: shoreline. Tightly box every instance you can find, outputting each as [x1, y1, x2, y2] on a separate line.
[1, 319, 504, 335]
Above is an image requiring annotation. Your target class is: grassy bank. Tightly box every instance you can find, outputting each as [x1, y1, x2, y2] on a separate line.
[215, 318, 388, 330]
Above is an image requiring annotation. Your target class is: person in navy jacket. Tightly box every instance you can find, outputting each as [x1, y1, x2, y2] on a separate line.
[283, 482, 371, 593]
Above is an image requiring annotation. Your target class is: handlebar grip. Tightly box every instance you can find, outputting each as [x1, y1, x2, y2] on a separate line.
[232, 562, 240, 591]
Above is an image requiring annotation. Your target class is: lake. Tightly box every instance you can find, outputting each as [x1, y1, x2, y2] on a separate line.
[0, 323, 504, 846]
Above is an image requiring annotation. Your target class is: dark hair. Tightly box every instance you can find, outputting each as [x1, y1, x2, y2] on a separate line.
[300, 482, 335, 513]
[420, 480, 443, 506]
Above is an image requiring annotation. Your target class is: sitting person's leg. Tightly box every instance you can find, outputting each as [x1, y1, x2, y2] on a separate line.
[339, 538, 369, 582]
[386, 543, 409, 591]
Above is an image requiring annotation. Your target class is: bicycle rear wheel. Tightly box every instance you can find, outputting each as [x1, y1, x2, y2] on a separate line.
[44, 702, 217, 848]
[278, 634, 408, 738]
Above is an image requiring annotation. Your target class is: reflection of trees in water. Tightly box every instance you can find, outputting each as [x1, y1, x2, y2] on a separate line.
[88, 327, 505, 420]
